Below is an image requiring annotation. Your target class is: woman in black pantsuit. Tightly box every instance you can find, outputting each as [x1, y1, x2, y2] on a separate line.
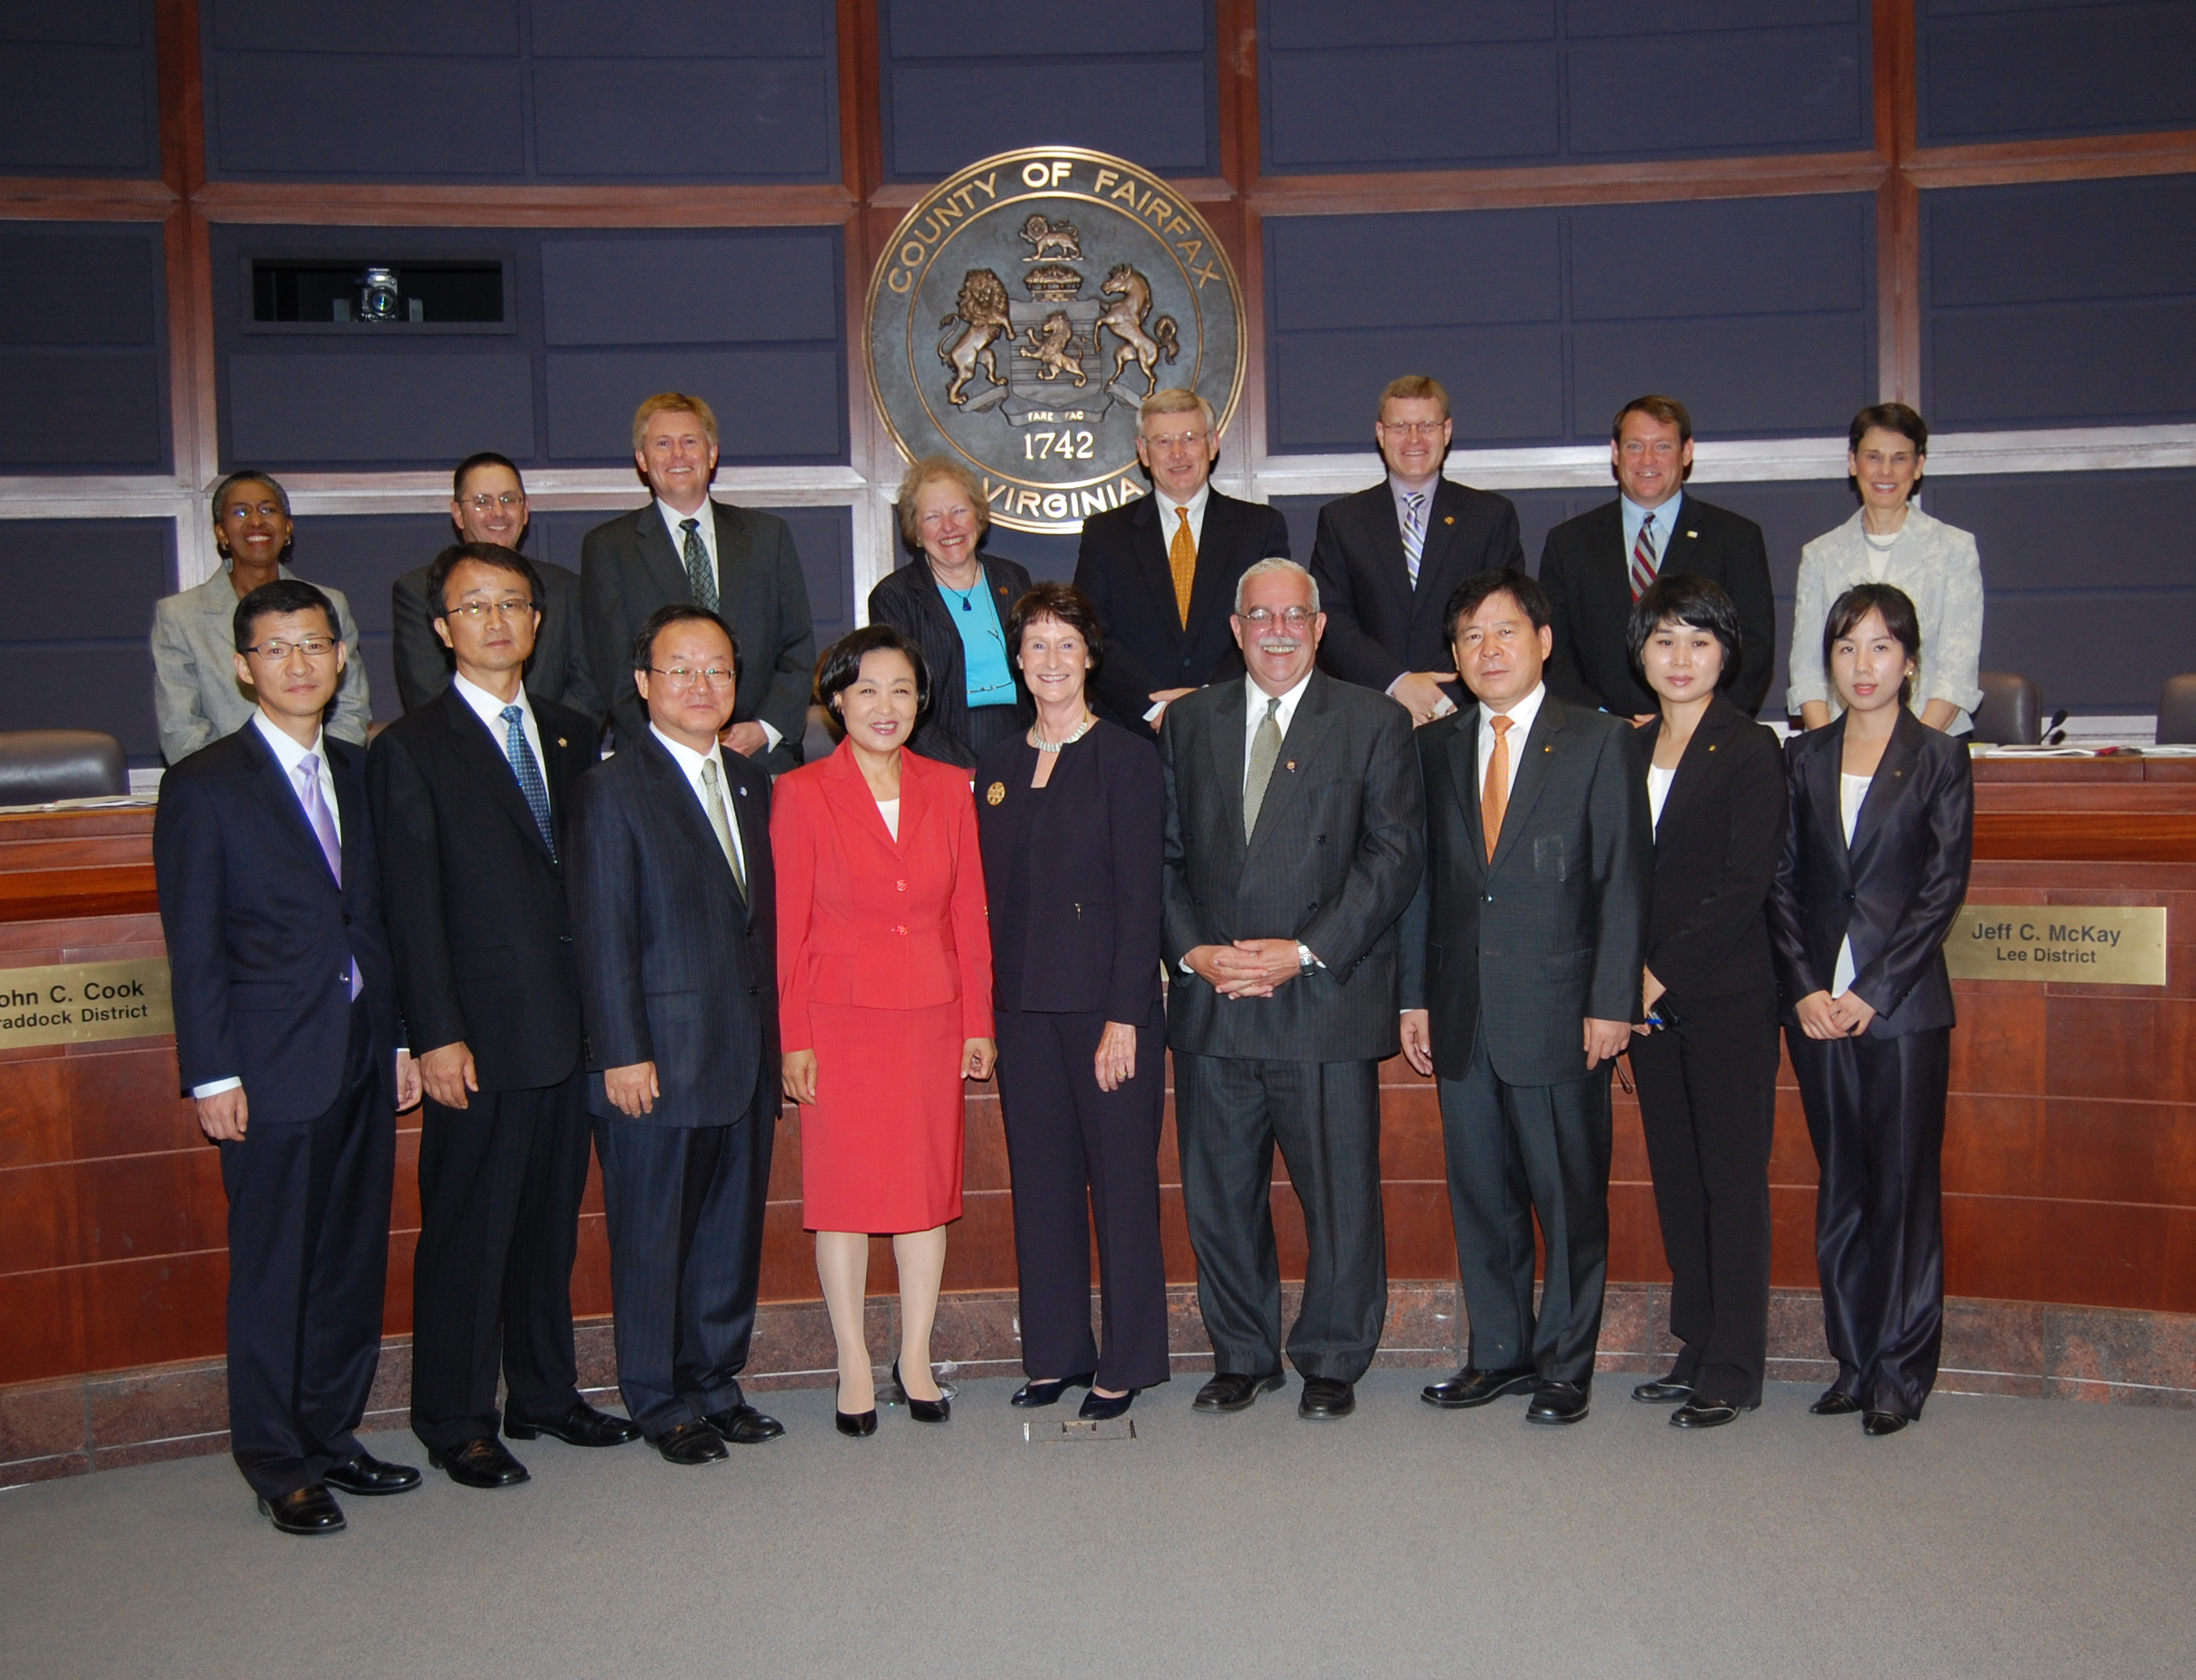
[1624, 575, 1789, 1429]
[975, 580, 1169, 1420]
[1769, 583, 1973, 1437]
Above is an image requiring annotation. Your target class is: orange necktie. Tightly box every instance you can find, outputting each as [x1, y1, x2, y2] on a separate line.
[1482, 714, 1513, 863]
[1168, 505, 1195, 627]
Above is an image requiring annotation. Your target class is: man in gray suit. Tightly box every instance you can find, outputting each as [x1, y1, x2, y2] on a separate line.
[1400, 568, 1652, 1425]
[579, 394, 814, 774]
[1161, 559, 1423, 1421]
[389, 454, 602, 727]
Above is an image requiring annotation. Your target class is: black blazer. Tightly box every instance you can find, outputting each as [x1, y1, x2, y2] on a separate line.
[565, 731, 779, 1128]
[1539, 496, 1777, 718]
[578, 500, 816, 772]
[366, 686, 598, 1092]
[154, 722, 400, 1121]
[1310, 477, 1524, 700]
[1160, 670, 1423, 1063]
[389, 557, 602, 729]
[1768, 708, 1973, 1037]
[868, 553, 1035, 769]
[1400, 690, 1653, 1086]
[1637, 694, 1787, 1006]
[975, 718, 1164, 1026]
[1074, 488, 1291, 733]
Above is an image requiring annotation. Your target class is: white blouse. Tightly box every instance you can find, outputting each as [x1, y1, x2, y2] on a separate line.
[876, 796, 900, 841]
[1647, 762, 1677, 832]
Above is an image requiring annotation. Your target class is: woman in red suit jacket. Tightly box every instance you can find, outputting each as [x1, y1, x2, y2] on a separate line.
[774, 625, 996, 1435]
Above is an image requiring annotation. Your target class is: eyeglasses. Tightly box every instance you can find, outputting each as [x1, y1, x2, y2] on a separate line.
[443, 598, 535, 622]
[1380, 420, 1446, 438]
[651, 665, 737, 689]
[460, 491, 525, 512]
[1144, 428, 1210, 451]
[221, 501, 285, 522]
[246, 637, 337, 661]
[1239, 607, 1316, 629]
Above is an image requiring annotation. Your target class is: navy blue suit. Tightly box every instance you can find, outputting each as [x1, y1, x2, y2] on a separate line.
[565, 730, 778, 1437]
[154, 720, 401, 1499]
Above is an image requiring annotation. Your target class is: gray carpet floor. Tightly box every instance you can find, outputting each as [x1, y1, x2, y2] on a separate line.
[4, 1373, 2193, 1678]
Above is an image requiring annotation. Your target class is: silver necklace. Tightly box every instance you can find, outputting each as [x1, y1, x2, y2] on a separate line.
[1032, 711, 1097, 753]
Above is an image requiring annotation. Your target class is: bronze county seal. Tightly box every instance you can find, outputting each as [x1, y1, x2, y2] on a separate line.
[866, 147, 1245, 535]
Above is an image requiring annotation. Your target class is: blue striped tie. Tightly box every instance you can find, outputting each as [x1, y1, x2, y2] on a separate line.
[502, 705, 555, 858]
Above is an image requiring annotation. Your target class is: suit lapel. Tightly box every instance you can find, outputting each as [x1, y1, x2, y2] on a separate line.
[442, 688, 554, 863]
[1489, 695, 1563, 875]
[1183, 493, 1238, 647]
[1202, 677, 1251, 859]
[818, 738, 903, 855]
[708, 500, 748, 603]
[1247, 675, 1336, 855]
[1410, 480, 1466, 608]
[1811, 717, 1852, 875]
[328, 739, 370, 898]
[1655, 696, 1733, 839]
[1127, 496, 1184, 652]
[1658, 498, 1703, 581]
[1446, 707, 1487, 877]
[637, 732, 742, 895]
[239, 723, 340, 885]
[1850, 709, 1921, 870]
[633, 505, 693, 607]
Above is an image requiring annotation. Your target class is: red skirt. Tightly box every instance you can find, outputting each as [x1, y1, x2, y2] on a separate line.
[801, 1000, 966, 1233]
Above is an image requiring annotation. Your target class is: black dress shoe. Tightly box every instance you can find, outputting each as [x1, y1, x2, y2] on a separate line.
[1192, 1370, 1286, 1414]
[1670, 1399, 1752, 1429]
[1011, 1372, 1096, 1408]
[323, 1451, 421, 1495]
[504, 1401, 641, 1448]
[835, 1385, 879, 1436]
[1526, 1380, 1591, 1425]
[1421, 1364, 1537, 1410]
[1631, 1378, 1694, 1404]
[704, 1404, 785, 1445]
[890, 1359, 950, 1423]
[258, 1484, 345, 1536]
[652, 1418, 728, 1465]
[1862, 1410, 1910, 1436]
[1810, 1388, 1862, 1415]
[1077, 1387, 1137, 1421]
[1298, 1376, 1355, 1420]
[428, 1436, 530, 1488]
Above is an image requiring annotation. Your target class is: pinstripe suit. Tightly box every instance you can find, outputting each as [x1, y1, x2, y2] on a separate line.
[565, 730, 778, 1438]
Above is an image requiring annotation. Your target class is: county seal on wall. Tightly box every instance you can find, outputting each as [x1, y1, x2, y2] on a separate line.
[866, 147, 1246, 535]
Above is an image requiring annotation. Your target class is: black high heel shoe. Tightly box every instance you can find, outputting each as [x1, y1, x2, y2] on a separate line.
[1077, 1387, 1138, 1422]
[890, 1358, 951, 1423]
[1011, 1372, 1096, 1408]
[834, 1386, 878, 1438]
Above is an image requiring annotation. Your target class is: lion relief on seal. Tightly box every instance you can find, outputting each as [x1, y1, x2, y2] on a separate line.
[937, 269, 1012, 407]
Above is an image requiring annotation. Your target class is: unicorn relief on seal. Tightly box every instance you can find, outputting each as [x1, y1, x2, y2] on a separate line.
[1095, 265, 1179, 397]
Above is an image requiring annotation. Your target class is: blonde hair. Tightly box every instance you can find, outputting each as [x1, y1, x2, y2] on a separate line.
[1379, 375, 1450, 421]
[631, 392, 719, 454]
[1138, 386, 1216, 434]
[895, 455, 991, 551]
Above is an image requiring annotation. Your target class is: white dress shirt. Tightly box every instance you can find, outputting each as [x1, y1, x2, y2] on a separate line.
[1477, 680, 1547, 806]
[452, 672, 544, 786]
[1164, 479, 1212, 555]
[1242, 667, 1315, 774]
[649, 723, 750, 883]
[651, 498, 781, 752]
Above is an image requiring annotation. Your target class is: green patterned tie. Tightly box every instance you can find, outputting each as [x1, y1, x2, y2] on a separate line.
[681, 517, 717, 612]
[1242, 696, 1282, 841]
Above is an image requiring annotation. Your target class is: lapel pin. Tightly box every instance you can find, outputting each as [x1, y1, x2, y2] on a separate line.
[1443, 515, 1455, 526]
[1708, 743, 1717, 752]
[1686, 530, 1698, 539]
[556, 738, 568, 748]
[1543, 744, 1552, 753]
[1285, 761, 1296, 771]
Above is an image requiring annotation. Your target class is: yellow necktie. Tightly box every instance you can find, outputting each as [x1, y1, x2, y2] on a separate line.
[1482, 714, 1512, 863]
[1169, 505, 1195, 627]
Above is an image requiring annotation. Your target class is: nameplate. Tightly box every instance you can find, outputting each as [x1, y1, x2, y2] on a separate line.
[0, 958, 173, 1048]
[1944, 905, 2167, 986]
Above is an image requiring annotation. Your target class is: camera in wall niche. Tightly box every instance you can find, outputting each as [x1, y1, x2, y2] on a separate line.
[344, 267, 421, 324]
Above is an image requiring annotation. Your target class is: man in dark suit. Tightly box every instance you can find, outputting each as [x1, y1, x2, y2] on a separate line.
[390, 454, 602, 727]
[1074, 387, 1290, 735]
[154, 578, 423, 1536]
[1161, 559, 1423, 1421]
[1310, 374, 1525, 723]
[580, 393, 815, 773]
[1400, 568, 1652, 1425]
[1538, 395, 1776, 720]
[566, 603, 784, 1465]
[370, 543, 639, 1492]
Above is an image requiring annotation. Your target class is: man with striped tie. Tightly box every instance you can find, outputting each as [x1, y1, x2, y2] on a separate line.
[1308, 375, 1526, 724]
[370, 543, 638, 1490]
[1537, 395, 1777, 722]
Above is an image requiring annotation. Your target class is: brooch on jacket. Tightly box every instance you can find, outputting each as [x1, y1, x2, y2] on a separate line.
[985, 781, 1006, 806]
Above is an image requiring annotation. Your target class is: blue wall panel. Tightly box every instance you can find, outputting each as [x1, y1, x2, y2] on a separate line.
[0, 223, 169, 473]
[1262, 0, 1869, 172]
[880, 0, 1219, 181]
[1267, 196, 1874, 453]
[201, 0, 838, 183]
[1919, 1, 2196, 144]
[539, 235, 841, 347]
[0, 517, 172, 756]
[227, 352, 537, 466]
[1923, 176, 2196, 430]
[544, 349, 845, 465]
[0, 3, 160, 176]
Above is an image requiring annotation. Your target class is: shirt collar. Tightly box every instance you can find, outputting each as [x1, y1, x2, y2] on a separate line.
[1480, 680, 1546, 736]
[1245, 665, 1316, 727]
[1621, 491, 1682, 540]
[251, 708, 325, 774]
[452, 671, 531, 732]
[657, 497, 712, 552]
[1167, 480, 1211, 525]
[1388, 471, 1442, 504]
[649, 722, 722, 782]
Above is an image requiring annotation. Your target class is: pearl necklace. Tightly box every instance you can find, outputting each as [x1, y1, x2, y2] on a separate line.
[1032, 711, 1097, 753]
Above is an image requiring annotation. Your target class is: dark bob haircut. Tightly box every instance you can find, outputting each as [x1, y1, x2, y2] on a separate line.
[428, 542, 541, 619]
[1822, 583, 1922, 710]
[1005, 580, 1104, 668]
[1443, 566, 1551, 645]
[1626, 574, 1744, 694]
[1847, 402, 1929, 499]
[631, 602, 741, 678]
[233, 577, 337, 654]
[814, 622, 932, 722]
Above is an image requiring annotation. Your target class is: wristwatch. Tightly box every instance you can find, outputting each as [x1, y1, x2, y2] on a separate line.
[1296, 941, 1316, 976]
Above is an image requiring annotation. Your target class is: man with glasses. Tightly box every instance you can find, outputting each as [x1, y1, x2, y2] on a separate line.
[1309, 375, 1525, 725]
[155, 578, 423, 1536]
[1074, 386, 1290, 736]
[390, 453, 602, 727]
[1158, 559, 1423, 1421]
[565, 604, 785, 1464]
[368, 543, 637, 1492]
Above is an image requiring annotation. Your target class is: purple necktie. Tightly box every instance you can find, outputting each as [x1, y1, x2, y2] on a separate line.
[297, 755, 360, 1000]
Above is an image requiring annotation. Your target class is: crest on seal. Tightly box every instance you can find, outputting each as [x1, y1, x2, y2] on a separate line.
[867, 148, 1246, 536]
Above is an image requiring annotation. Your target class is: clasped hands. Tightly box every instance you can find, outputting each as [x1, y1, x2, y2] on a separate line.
[1399, 1009, 1632, 1077]
[1185, 938, 1306, 999]
[1794, 988, 1878, 1040]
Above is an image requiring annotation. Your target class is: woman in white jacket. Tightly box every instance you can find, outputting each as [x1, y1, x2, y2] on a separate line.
[1788, 405, 1984, 735]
